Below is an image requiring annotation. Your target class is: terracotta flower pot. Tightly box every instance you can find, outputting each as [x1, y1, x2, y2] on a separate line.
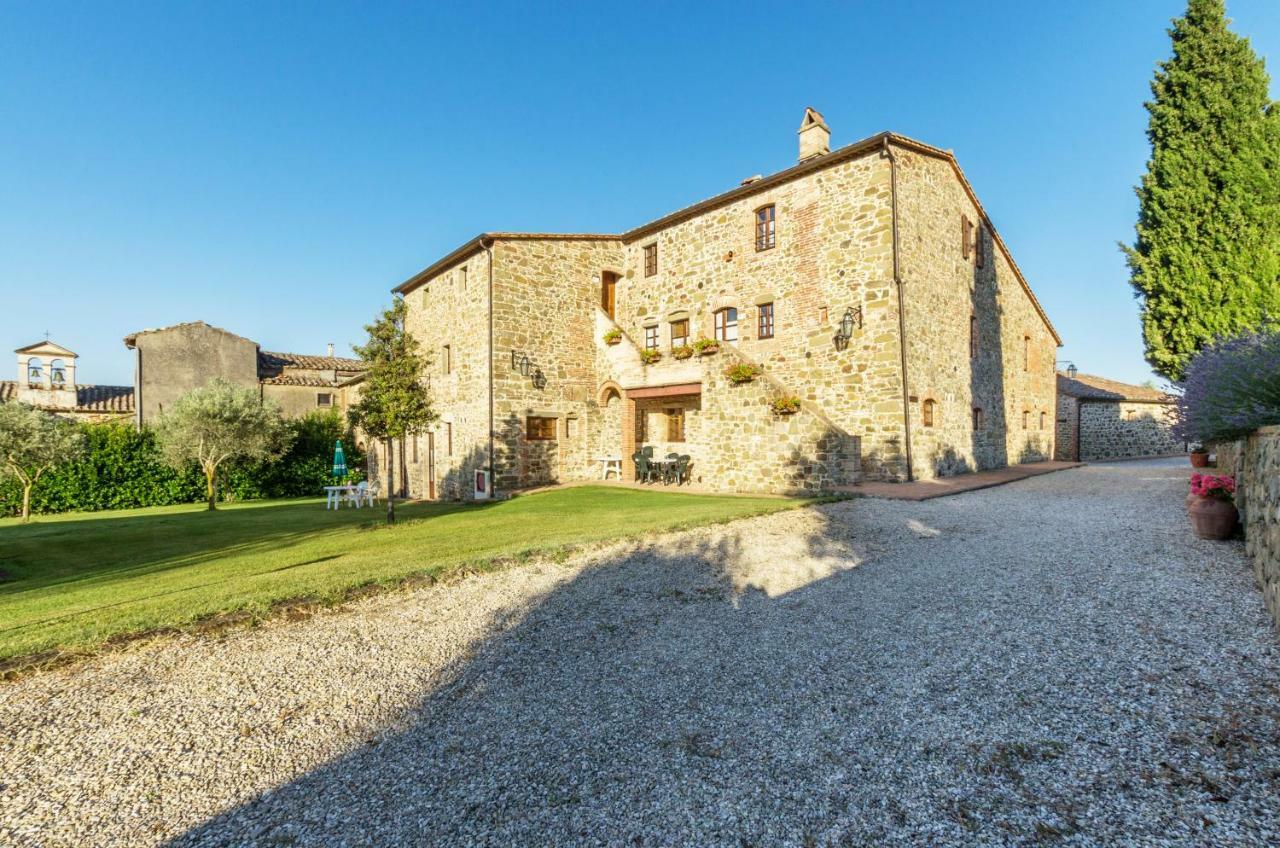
[605, 336, 621, 346]
[1190, 452, 1210, 468]
[1188, 497, 1238, 540]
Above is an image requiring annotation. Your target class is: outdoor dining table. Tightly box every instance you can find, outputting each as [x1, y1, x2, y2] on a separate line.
[595, 455, 622, 480]
[323, 485, 358, 510]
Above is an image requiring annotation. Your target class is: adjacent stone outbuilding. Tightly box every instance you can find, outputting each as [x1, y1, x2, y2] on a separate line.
[1054, 372, 1184, 462]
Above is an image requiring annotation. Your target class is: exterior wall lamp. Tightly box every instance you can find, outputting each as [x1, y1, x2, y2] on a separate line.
[834, 306, 863, 351]
[1056, 360, 1078, 379]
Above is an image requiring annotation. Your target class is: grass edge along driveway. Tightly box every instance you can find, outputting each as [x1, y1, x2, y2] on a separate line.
[0, 486, 812, 665]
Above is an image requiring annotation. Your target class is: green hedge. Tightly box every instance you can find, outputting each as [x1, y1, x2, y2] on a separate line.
[0, 411, 364, 517]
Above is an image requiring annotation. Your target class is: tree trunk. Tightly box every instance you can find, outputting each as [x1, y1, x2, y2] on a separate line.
[385, 437, 395, 525]
[21, 483, 31, 523]
[205, 465, 217, 511]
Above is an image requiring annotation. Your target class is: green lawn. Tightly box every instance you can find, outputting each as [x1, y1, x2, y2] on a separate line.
[0, 487, 804, 663]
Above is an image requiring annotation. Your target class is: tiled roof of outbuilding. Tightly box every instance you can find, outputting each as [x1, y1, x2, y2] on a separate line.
[260, 375, 344, 387]
[258, 350, 368, 372]
[0, 381, 134, 413]
[1057, 372, 1173, 403]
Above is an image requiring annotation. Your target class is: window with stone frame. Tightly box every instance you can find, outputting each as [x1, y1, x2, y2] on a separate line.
[755, 204, 776, 251]
[1022, 410, 1030, 430]
[666, 408, 685, 442]
[526, 416, 557, 441]
[670, 318, 689, 348]
[714, 307, 738, 342]
[443, 344, 452, 375]
[643, 243, 658, 277]
[644, 325, 659, 350]
[1039, 411, 1047, 431]
[458, 266, 467, 289]
[316, 392, 333, 408]
[1022, 335, 1030, 372]
[969, 315, 978, 359]
[757, 302, 775, 339]
[975, 222, 986, 268]
[973, 407, 984, 430]
[922, 398, 936, 427]
[962, 215, 972, 260]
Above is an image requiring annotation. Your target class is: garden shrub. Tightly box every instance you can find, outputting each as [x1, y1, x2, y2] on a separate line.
[1174, 327, 1280, 443]
[0, 411, 364, 516]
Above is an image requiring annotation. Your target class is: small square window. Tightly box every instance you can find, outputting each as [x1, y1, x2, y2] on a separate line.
[757, 302, 774, 339]
[317, 393, 333, 408]
[670, 319, 689, 348]
[644, 326, 659, 350]
[526, 416, 557, 441]
[643, 243, 658, 277]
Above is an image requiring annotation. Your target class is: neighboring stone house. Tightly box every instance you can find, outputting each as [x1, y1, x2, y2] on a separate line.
[1, 341, 134, 422]
[390, 109, 1061, 498]
[123, 322, 366, 426]
[1054, 372, 1184, 462]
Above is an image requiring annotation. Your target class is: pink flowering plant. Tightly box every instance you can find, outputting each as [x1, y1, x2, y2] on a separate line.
[1189, 472, 1235, 502]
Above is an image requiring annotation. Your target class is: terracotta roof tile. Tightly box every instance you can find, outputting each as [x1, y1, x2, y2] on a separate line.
[258, 350, 368, 372]
[1057, 372, 1172, 403]
[0, 381, 134, 413]
[260, 375, 345, 387]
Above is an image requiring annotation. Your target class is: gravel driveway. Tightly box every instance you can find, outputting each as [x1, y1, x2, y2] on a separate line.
[2, 458, 1279, 847]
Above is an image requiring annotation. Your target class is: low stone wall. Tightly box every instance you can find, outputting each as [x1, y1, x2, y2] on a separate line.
[1224, 426, 1280, 630]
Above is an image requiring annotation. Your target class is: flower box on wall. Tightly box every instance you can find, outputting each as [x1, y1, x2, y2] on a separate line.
[693, 338, 720, 356]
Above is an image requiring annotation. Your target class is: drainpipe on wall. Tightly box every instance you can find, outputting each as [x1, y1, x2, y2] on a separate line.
[480, 236, 496, 494]
[881, 137, 914, 482]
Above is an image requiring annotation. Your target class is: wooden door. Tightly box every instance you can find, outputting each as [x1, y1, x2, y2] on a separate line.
[601, 272, 617, 319]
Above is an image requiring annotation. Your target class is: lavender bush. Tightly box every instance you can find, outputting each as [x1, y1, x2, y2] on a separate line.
[1174, 327, 1280, 443]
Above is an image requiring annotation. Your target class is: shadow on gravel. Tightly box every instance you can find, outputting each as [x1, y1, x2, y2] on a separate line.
[168, 461, 1280, 847]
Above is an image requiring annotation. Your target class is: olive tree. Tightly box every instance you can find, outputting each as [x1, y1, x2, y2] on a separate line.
[0, 402, 86, 522]
[348, 297, 436, 524]
[154, 379, 292, 510]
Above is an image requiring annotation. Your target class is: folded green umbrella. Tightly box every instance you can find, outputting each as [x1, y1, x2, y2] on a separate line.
[332, 440, 347, 479]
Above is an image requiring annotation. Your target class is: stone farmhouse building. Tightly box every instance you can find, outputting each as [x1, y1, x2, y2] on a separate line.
[390, 109, 1061, 498]
[123, 322, 367, 426]
[1054, 371, 1184, 462]
[1, 340, 135, 422]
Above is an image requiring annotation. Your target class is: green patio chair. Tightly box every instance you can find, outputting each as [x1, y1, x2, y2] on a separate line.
[633, 452, 655, 484]
[673, 454, 692, 486]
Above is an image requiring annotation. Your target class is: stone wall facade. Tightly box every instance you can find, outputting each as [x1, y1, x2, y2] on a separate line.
[895, 149, 1057, 478]
[1222, 427, 1280, 631]
[394, 133, 1059, 497]
[1054, 397, 1184, 462]
[128, 323, 260, 426]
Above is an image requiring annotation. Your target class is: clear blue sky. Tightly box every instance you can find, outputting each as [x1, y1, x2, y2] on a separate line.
[2, 1, 1277, 387]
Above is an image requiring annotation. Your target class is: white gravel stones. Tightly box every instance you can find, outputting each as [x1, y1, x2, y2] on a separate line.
[2, 458, 1278, 846]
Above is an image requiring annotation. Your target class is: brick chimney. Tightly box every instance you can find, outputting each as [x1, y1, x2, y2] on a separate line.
[798, 107, 830, 162]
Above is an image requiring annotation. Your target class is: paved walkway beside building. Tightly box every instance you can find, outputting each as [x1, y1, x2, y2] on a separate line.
[1, 458, 1277, 846]
[845, 459, 1082, 500]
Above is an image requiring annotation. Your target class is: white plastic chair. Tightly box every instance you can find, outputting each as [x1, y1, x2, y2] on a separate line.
[353, 481, 378, 508]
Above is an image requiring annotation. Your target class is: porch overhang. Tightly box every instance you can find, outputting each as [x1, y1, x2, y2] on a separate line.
[624, 382, 702, 399]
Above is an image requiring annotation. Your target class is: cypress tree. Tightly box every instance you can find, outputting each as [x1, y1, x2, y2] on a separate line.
[1125, 0, 1280, 380]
